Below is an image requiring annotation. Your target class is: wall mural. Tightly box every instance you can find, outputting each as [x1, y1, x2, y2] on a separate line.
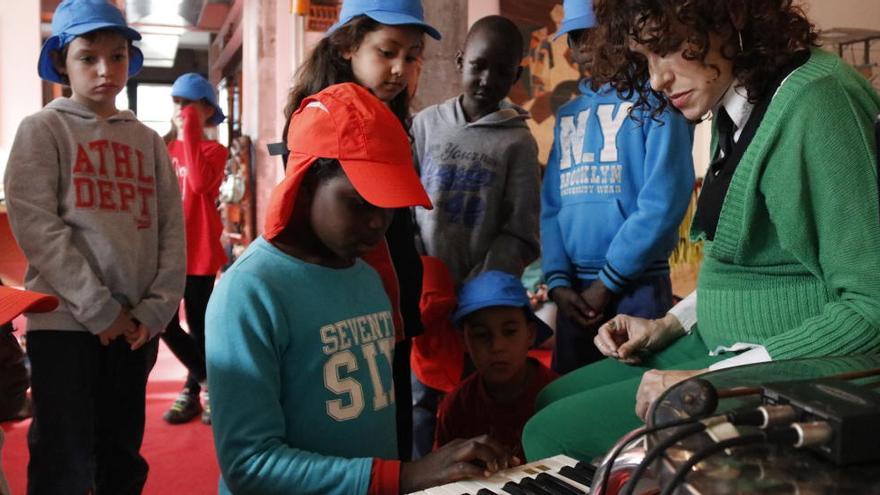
[501, 0, 583, 166]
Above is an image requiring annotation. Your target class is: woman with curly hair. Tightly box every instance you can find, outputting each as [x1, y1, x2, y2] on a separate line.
[523, 0, 880, 461]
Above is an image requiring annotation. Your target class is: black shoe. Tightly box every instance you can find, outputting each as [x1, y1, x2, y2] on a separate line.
[163, 389, 201, 424]
[200, 390, 211, 425]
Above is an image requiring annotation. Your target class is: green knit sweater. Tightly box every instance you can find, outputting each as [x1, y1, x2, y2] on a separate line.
[694, 48, 880, 360]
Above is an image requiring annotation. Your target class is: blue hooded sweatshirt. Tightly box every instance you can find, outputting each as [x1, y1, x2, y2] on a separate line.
[541, 80, 694, 293]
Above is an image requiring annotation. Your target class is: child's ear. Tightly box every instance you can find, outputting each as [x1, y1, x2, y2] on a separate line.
[341, 44, 357, 61]
[455, 50, 464, 72]
[50, 50, 67, 76]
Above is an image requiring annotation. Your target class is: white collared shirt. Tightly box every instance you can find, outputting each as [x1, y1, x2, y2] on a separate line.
[716, 83, 754, 147]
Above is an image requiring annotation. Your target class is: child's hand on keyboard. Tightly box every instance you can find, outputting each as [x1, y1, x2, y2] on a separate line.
[400, 434, 521, 493]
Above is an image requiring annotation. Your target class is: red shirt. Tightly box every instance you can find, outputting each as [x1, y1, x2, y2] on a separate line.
[167, 106, 228, 275]
[434, 358, 558, 456]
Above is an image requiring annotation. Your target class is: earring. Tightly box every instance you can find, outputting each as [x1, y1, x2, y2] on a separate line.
[737, 30, 744, 52]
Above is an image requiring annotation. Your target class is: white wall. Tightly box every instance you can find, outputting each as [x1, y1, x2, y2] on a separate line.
[0, 0, 42, 192]
[800, 0, 880, 30]
[468, 0, 500, 28]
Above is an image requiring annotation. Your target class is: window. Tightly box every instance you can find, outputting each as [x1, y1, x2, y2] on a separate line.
[135, 84, 174, 137]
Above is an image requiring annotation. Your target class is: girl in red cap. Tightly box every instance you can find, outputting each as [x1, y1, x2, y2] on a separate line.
[206, 83, 517, 495]
[275, 0, 443, 461]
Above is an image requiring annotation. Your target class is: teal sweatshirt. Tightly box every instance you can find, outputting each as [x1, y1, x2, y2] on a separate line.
[206, 237, 397, 495]
[695, 49, 880, 359]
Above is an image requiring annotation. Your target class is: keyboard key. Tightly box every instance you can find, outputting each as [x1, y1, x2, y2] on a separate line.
[558, 466, 592, 487]
[536, 473, 586, 495]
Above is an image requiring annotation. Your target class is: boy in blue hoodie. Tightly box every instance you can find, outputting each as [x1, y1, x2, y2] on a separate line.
[541, 0, 694, 374]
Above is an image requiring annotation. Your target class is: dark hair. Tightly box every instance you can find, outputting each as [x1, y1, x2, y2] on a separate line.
[464, 15, 525, 64]
[54, 29, 135, 86]
[163, 121, 178, 145]
[302, 157, 345, 189]
[592, 0, 819, 117]
[283, 16, 412, 127]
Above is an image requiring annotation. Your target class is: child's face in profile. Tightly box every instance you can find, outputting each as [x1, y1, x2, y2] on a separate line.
[57, 31, 129, 117]
[306, 172, 394, 266]
[344, 24, 424, 103]
[457, 30, 522, 120]
[463, 306, 535, 387]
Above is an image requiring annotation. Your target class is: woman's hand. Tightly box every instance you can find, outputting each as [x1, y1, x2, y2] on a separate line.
[594, 314, 684, 364]
[399, 434, 520, 493]
[635, 369, 707, 421]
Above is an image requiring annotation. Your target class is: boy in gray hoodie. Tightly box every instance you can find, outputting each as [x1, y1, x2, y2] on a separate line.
[2, 1, 185, 492]
[410, 14, 541, 458]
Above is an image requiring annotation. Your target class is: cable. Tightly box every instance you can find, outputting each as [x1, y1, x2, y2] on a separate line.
[657, 433, 769, 495]
[619, 421, 708, 495]
[659, 422, 831, 495]
[617, 405, 795, 495]
[596, 418, 699, 495]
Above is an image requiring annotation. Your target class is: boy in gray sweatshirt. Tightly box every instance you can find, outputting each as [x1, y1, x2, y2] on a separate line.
[410, 15, 541, 458]
[2, 1, 185, 492]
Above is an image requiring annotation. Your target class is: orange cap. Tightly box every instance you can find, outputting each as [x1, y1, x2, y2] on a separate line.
[264, 83, 432, 240]
[0, 286, 59, 326]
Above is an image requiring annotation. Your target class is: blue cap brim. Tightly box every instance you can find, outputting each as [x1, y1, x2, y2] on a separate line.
[552, 14, 597, 41]
[327, 11, 442, 40]
[453, 298, 554, 348]
[38, 29, 144, 84]
[208, 103, 226, 126]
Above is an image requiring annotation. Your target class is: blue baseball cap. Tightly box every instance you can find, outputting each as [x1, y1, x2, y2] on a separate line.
[453, 271, 554, 347]
[553, 0, 597, 41]
[38, 0, 144, 84]
[326, 0, 442, 40]
[171, 73, 226, 126]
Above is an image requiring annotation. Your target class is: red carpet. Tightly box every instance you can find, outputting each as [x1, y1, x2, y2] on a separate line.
[1, 341, 221, 494]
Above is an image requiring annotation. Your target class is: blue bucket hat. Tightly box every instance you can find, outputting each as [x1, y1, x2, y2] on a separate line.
[453, 271, 554, 347]
[171, 73, 226, 126]
[38, 0, 144, 84]
[326, 0, 442, 40]
[553, 0, 597, 41]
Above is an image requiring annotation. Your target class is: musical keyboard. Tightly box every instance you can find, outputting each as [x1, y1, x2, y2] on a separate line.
[410, 454, 596, 495]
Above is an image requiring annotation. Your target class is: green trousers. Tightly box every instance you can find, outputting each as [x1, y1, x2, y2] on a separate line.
[522, 332, 723, 461]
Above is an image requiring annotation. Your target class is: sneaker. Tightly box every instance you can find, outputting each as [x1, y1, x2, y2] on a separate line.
[200, 390, 211, 425]
[163, 389, 201, 424]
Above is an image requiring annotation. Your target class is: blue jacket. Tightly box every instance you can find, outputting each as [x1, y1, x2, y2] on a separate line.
[541, 80, 694, 293]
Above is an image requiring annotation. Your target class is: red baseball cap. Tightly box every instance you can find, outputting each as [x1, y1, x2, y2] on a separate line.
[264, 83, 432, 240]
[0, 286, 59, 326]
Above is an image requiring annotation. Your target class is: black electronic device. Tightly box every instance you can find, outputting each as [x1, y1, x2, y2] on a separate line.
[761, 377, 880, 465]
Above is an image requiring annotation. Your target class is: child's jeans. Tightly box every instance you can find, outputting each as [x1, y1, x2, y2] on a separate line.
[552, 275, 673, 374]
[26, 331, 159, 495]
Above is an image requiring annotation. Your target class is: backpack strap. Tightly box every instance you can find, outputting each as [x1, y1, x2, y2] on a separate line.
[266, 111, 294, 170]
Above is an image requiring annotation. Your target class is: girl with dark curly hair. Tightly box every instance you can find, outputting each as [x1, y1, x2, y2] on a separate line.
[523, 0, 880, 462]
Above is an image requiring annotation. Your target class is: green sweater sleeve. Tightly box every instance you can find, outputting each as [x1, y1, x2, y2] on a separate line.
[759, 74, 880, 359]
